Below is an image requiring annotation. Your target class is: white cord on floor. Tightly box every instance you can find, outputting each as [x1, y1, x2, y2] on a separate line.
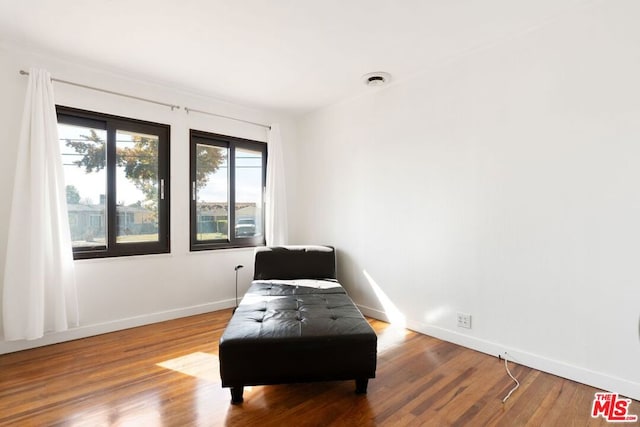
[502, 353, 520, 404]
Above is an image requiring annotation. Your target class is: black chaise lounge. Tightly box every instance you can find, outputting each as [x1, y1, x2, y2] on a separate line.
[219, 245, 377, 404]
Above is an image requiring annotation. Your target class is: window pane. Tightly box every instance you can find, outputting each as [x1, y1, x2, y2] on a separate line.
[189, 130, 265, 251]
[115, 130, 160, 243]
[195, 144, 228, 241]
[59, 123, 107, 248]
[235, 147, 263, 238]
[58, 106, 170, 259]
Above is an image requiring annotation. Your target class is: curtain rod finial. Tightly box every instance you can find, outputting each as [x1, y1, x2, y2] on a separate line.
[19, 70, 29, 75]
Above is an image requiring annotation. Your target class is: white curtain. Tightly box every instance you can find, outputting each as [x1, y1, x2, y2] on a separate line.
[265, 123, 288, 246]
[3, 68, 79, 341]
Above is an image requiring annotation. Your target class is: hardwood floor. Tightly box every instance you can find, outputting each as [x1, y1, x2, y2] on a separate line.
[0, 310, 637, 426]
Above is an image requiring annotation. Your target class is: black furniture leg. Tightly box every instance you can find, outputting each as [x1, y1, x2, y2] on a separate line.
[230, 386, 244, 404]
[355, 378, 368, 394]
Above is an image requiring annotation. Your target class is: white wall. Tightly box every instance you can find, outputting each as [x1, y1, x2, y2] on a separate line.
[293, 1, 640, 399]
[0, 42, 297, 353]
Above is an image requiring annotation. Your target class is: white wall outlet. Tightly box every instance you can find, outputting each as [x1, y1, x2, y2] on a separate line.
[457, 312, 472, 329]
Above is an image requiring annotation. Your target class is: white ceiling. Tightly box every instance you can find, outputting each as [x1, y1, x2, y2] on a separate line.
[0, 0, 589, 115]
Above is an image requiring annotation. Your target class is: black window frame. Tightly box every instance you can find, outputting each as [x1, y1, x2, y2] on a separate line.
[190, 129, 267, 251]
[57, 106, 171, 260]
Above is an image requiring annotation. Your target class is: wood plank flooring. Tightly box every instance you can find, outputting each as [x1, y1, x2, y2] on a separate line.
[0, 310, 637, 426]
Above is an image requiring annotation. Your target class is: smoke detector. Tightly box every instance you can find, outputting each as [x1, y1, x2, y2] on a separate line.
[362, 71, 391, 87]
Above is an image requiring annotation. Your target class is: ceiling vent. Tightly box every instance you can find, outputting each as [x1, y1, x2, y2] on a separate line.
[362, 71, 391, 87]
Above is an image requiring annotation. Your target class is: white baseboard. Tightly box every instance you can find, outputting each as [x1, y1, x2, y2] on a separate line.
[357, 304, 640, 401]
[0, 299, 236, 355]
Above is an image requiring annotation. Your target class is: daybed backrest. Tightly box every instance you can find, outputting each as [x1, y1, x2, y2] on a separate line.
[253, 246, 336, 280]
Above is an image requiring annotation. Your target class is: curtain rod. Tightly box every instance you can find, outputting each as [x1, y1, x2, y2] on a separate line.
[184, 107, 271, 130]
[19, 70, 181, 111]
[19, 70, 272, 130]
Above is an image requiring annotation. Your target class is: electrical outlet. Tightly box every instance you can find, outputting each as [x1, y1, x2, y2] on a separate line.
[457, 312, 472, 329]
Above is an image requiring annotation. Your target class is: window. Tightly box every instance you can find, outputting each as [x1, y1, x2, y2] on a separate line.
[190, 130, 266, 250]
[57, 106, 170, 259]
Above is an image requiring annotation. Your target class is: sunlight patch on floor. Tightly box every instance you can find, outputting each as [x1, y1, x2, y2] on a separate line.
[376, 324, 412, 352]
[157, 351, 219, 382]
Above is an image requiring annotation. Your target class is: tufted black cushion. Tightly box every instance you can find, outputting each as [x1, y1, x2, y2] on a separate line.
[219, 281, 377, 397]
[222, 293, 373, 340]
